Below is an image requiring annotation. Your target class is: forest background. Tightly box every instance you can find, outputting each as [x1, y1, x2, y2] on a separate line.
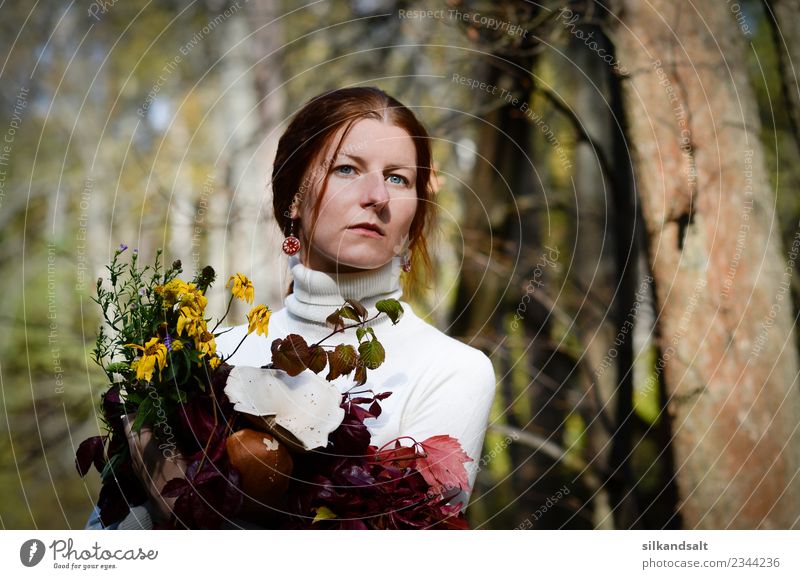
[1, 0, 799, 530]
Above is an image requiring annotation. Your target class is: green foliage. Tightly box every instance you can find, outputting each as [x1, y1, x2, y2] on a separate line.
[358, 336, 386, 370]
[92, 247, 179, 384]
[375, 298, 404, 324]
[86, 247, 232, 468]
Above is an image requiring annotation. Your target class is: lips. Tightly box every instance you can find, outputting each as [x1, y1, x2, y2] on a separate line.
[347, 222, 385, 236]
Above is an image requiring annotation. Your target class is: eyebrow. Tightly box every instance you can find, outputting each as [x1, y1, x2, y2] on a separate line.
[338, 152, 417, 172]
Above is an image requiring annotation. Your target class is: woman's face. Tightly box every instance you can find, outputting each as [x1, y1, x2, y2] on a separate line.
[292, 118, 419, 273]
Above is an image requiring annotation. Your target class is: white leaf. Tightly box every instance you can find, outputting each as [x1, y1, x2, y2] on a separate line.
[224, 366, 345, 451]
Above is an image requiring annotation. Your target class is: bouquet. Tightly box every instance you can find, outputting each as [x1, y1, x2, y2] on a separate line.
[76, 245, 472, 529]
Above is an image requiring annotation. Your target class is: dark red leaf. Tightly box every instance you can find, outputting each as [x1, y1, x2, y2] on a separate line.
[161, 476, 190, 497]
[368, 399, 382, 418]
[75, 436, 106, 476]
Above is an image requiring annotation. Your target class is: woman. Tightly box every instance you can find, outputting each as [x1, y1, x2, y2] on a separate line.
[86, 86, 496, 529]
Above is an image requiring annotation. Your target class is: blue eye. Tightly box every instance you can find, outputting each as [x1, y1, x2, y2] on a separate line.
[387, 174, 409, 186]
[335, 165, 355, 176]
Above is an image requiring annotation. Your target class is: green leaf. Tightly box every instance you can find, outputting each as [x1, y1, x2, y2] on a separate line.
[344, 298, 368, 320]
[125, 390, 144, 406]
[356, 327, 367, 342]
[105, 362, 130, 374]
[100, 450, 125, 484]
[339, 306, 361, 322]
[167, 387, 188, 404]
[161, 362, 176, 383]
[358, 339, 385, 370]
[131, 396, 153, 432]
[376, 299, 404, 324]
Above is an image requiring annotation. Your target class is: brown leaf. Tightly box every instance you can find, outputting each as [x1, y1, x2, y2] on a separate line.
[353, 361, 367, 386]
[270, 335, 309, 376]
[325, 311, 345, 332]
[326, 344, 357, 381]
[306, 345, 327, 374]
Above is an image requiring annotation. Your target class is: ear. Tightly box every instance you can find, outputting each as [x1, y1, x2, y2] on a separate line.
[288, 195, 301, 219]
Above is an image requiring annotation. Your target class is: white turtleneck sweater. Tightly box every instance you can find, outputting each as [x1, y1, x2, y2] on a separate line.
[215, 254, 497, 509]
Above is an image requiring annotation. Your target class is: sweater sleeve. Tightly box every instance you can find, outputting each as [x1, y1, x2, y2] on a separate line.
[398, 346, 497, 511]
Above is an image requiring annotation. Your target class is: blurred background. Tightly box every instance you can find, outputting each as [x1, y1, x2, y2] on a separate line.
[2, 0, 800, 530]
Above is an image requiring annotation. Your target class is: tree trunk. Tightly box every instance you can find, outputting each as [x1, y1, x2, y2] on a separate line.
[614, 0, 800, 528]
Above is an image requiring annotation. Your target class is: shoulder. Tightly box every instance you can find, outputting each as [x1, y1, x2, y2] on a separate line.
[394, 302, 496, 394]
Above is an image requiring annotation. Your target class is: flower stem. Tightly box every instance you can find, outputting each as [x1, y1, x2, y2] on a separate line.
[195, 385, 220, 473]
[211, 294, 235, 333]
[223, 332, 250, 362]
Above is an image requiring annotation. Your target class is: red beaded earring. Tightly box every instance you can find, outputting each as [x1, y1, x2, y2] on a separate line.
[282, 219, 301, 256]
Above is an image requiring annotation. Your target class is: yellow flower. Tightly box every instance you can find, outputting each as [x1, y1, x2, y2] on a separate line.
[155, 279, 190, 308]
[180, 283, 208, 313]
[125, 337, 168, 382]
[227, 273, 254, 304]
[171, 338, 183, 351]
[208, 356, 222, 370]
[155, 279, 207, 315]
[195, 330, 217, 359]
[177, 305, 206, 337]
[247, 304, 271, 336]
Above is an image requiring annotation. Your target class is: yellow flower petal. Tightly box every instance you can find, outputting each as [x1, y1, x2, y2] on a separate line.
[246, 304, 271, 336]
[128, 337, 168, 382]
[227, 273, 254, 304]
[194, 330, 216, 358]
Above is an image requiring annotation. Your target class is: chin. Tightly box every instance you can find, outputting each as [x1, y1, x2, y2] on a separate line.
[329, 249, 394, 272]
[306, 245, 393, 273]
[336, 256, 392, 271]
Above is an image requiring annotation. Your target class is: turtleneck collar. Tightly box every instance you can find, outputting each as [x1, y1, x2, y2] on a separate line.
[284, 254, 404, 325]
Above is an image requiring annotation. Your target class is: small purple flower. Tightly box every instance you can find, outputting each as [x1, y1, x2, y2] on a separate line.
[133, 248, 139, 254]
[139, 288, 146, 295]
[119, 243, 128, 252]
[164, 333, 173, 351]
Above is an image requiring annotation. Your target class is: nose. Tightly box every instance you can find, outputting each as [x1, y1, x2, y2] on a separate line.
[361, 171, 389, 210]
